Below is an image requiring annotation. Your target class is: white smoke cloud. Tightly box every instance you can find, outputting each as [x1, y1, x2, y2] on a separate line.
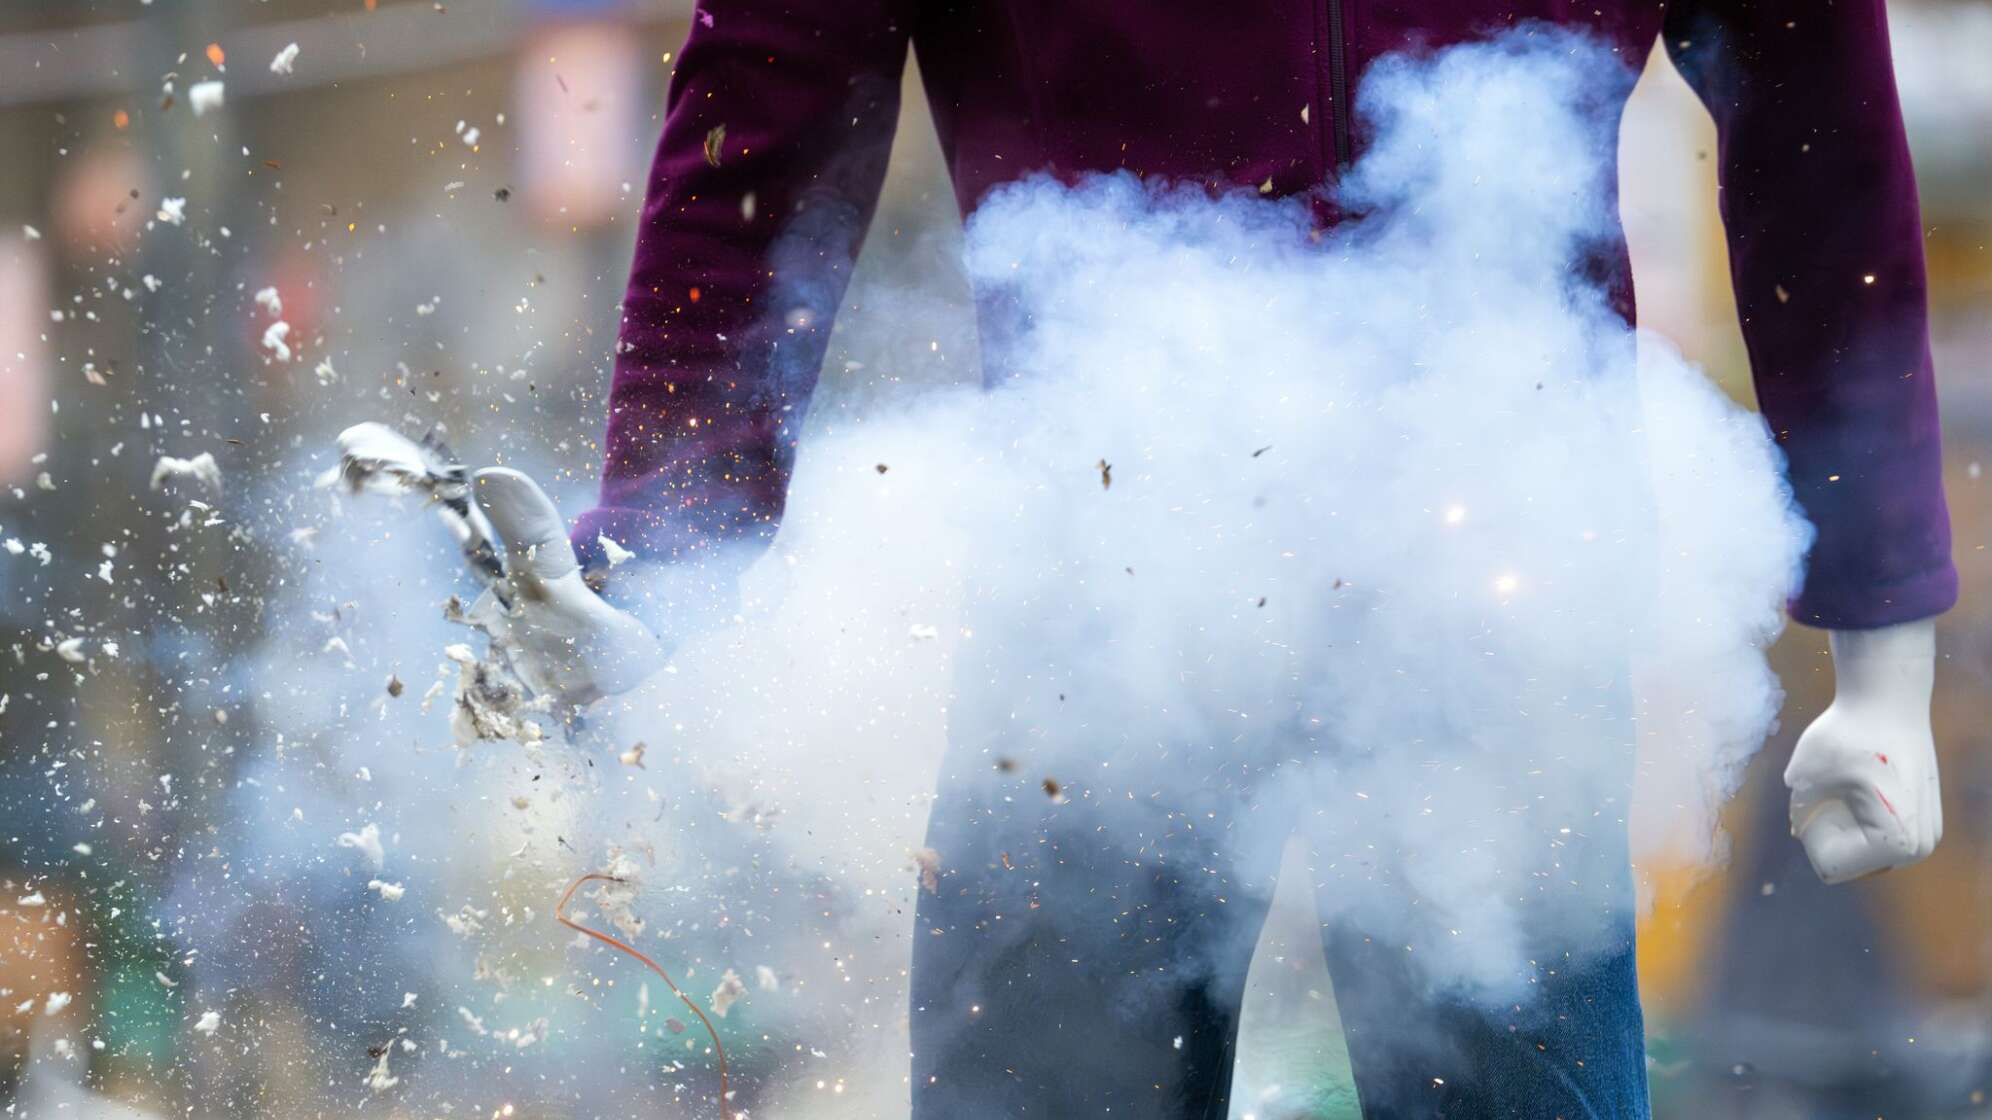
[198, 27, 1808, 1119]
[574, 29, 1812, 1112]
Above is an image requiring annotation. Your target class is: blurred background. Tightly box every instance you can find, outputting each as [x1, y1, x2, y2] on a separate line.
[0, 1, 1986, 1117]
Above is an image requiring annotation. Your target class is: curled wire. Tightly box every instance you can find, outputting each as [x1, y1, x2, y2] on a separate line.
[555, 872, 732, 1119]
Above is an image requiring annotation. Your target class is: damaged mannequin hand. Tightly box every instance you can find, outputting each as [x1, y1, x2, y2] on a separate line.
[467, 468, 665, 707]
[1786, 618, 1942, 885]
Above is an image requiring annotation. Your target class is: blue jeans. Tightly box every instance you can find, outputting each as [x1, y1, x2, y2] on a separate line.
[908, 728, 1650, 1118]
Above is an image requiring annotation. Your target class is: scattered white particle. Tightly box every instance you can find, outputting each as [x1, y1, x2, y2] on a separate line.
[18, 891, 45, 906]
[193, 1010, 221, 1035]
[156, 198, 187, 225]
[401, 992, 418, 1009]
[908, 623, 939, 641]
[150, 451, 222, 493]
[364, 1049, 399, 1093]
[254, 286, 282, 316]
[755, 965, 779, 992]
[55, 637, 86, 663]
[23, 224, 40, 240]
[71, 843, 91, 856]
[598, 534, 636, 568]
[261, 320, 293, 362]
[367, 879, 406, 902]
[142, 274, 162, 292]
[709, 969, 746, 1018]
[269, 42, 299, 76]
[45, 992, 72, 1015]
[337, 822, 386, 870]
[188, 80, 225, 116]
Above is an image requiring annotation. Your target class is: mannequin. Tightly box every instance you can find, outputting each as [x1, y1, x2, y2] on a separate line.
[453, 463, 1944, 886]
[1788, 619, 1942, 883]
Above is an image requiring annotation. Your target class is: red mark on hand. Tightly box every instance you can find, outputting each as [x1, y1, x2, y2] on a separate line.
[1875, 753, 1890, 766]
[1874, 787, 1898, 818]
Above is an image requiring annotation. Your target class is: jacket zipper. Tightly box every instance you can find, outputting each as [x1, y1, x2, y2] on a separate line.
[1326, 0, 1352, 168]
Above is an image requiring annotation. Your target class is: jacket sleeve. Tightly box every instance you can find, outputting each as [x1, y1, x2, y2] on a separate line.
[1663, 0, 1956, 629]
[571, 0, 914, 573]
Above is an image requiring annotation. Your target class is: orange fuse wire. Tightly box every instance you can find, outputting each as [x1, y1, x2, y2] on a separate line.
[556, 872, 733, 1119]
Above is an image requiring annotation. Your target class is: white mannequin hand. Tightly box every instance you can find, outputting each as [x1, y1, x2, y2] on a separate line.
[1785, 618, 1942, 884]
[467, 468, 665, 706]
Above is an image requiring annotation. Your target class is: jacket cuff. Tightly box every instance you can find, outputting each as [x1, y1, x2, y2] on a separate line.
[1787, 560, 1959, 631]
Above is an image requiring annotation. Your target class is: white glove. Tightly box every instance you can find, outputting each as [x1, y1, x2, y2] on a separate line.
[1785, 618, 1943, 884]
[466, 467, 665, 706]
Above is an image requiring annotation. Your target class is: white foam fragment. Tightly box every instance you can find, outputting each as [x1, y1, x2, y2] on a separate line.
[336, 822, 386, 870]
[150, 452, 222, 493]
[599, 534, 636, 568]
[261, 320, 293, 362]
[188, 80, 225, 116]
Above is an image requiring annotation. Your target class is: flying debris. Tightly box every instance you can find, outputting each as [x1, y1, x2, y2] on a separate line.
[336, 823, 387, 870]
[909, 848, 942, 894]
[598, 533, 636, 568]
[149, 452, 222, 493]
[709, 969, 746, 1018]
[188, 80, 225, 116]
[443, 643, 545, 746]
[261, 320, 293, 361]
[332, 423, 509, 606]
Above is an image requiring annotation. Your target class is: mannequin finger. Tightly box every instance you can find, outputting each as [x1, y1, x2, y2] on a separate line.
[1922, 766, 1944, 854]
[1794, 802, 1898, 884]
[1805, 829, 1898, 884]
[473, 468, 580, 582]
[1931, 773, 1944, 849]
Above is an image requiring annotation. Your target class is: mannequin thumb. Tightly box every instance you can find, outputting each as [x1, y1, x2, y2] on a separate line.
[473, 467, 581, 582]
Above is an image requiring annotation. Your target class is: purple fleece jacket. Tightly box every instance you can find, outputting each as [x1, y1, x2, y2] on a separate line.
[574, 0, 1957, 630]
